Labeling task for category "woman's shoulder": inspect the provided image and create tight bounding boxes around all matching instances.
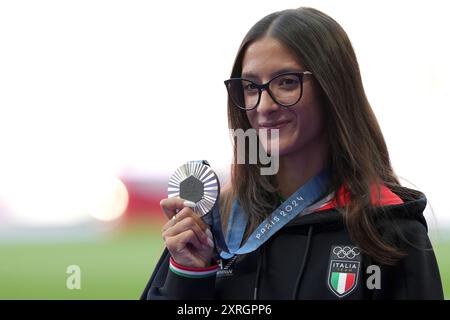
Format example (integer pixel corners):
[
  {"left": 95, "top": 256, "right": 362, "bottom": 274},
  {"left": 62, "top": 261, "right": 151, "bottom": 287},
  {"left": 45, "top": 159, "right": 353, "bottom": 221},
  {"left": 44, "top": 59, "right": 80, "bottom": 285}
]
[
  {"left": 373, "top": 187, "right": 431, "bottom": 254},
  {"left": 374, "top": 186, "right": 428, "bottom": 226}
]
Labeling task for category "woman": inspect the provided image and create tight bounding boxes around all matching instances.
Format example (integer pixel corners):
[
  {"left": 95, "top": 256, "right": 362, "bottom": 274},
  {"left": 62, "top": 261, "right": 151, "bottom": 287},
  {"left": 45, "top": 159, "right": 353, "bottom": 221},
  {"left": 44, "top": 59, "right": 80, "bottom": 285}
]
[{"left": 141, "top": 7, "right": 443, "bottom": 299}]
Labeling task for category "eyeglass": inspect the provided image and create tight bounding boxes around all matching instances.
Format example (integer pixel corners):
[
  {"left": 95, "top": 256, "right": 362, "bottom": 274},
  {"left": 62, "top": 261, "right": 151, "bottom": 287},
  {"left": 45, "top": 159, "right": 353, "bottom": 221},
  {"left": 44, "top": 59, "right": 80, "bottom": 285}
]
[{"left": 224, "top": 71, "right": 312, "bottom": 111}]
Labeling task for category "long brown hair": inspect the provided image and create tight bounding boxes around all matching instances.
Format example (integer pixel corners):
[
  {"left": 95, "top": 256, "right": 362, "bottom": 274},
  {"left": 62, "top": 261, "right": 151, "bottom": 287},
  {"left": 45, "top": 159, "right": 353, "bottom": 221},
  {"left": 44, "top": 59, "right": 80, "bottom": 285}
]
[{"left": 222, "top": 7, "right": 420, "bottom": 265}]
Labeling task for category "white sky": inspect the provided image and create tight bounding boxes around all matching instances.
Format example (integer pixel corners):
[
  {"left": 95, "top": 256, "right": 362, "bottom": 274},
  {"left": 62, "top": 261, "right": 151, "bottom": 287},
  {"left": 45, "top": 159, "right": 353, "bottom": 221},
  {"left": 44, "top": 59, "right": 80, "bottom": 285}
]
[{"left": 0, "top": 0, "right": 449, "bottom": 227}]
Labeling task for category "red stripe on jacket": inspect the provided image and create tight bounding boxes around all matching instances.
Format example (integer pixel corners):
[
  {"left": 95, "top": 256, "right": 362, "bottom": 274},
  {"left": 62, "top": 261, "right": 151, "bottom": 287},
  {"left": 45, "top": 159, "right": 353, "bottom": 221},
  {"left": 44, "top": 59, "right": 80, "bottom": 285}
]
[{"left": 314, "top": 184, "right": 403, "bottom": 212}]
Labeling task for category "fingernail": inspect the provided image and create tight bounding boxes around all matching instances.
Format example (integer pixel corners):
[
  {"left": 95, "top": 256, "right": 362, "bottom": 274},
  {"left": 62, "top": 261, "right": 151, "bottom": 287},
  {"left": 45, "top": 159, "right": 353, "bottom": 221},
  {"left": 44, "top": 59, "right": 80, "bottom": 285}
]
[
  {"left": 159, "top": 199, "right": 164, "bottom": 206},
  {"left": 183, "top": 200, "right": 196, "bottom": 208},
  {"left": 205, "top": 228, "right": 213, "bottom": 239}
]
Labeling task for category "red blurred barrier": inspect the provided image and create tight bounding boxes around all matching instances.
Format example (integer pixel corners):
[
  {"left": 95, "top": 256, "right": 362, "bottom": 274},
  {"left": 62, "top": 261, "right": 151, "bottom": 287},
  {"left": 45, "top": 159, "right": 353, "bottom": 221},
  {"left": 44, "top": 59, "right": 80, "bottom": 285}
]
[{"left": 120, "top": 176, "right": 166, "bottom": 220}]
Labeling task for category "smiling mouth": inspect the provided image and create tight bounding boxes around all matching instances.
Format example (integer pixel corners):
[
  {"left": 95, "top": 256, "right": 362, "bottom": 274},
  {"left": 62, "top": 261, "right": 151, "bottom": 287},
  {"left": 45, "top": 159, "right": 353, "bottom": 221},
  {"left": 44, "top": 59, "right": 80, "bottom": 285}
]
[{"left": 258, "top": 120, "right": 291, "bottom": 130}]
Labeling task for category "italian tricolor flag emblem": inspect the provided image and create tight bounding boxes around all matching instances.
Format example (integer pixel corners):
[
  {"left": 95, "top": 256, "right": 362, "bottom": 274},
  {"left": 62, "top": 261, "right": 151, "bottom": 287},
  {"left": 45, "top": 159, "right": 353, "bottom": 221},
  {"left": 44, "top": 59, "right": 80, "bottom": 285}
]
[
  {"left": 327, "top": 245, "right": 361, "bottom": 298},
  {"left": 330, "top": 272, "right": 356, "bottom": 295}
]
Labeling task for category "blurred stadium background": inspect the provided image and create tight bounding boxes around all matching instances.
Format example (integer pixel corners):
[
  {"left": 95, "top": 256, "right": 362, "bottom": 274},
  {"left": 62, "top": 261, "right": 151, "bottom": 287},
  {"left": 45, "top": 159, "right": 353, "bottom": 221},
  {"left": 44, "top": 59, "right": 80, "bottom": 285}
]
[
  {"left": 0, "top": 174, "right": 450, "bottom": 299},
  {"left": 0, "top": 175, "right": 449, "bottom": 299},
  {"left": 1, "top": 0, "right": 449, "bottom": 299}
]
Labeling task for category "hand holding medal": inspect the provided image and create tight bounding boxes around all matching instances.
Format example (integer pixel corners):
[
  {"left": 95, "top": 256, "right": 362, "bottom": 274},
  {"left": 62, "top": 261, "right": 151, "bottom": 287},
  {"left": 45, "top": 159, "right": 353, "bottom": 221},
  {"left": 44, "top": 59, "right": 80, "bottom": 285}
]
[
  {"left": 160, "top": 161, "right": 219, "bottom": 268},
  {"left": 161, "top": 159, "right": 330, "bottom": 265}
]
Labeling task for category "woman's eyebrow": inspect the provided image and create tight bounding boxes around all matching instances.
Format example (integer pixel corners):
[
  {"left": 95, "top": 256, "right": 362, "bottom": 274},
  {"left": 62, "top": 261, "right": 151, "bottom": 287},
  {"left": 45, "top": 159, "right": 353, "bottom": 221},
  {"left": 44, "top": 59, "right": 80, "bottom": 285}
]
[{"left": 241, "top": 67, "right": 304, "bottom": 79}]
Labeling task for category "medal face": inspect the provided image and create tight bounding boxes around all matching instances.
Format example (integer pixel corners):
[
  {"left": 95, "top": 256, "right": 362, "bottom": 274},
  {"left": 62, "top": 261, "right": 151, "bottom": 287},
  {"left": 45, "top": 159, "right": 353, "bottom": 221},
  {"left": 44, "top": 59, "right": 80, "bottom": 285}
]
[{"left": 168, "top": 161, "right": 220, "bottom": 216}]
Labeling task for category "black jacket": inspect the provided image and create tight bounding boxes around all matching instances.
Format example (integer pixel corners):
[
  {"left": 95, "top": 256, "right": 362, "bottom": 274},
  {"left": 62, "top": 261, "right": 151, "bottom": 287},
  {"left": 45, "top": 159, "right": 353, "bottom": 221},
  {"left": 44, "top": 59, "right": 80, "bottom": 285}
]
[{"left": 141, "top": 189, "right": 444, "bottom": 300}]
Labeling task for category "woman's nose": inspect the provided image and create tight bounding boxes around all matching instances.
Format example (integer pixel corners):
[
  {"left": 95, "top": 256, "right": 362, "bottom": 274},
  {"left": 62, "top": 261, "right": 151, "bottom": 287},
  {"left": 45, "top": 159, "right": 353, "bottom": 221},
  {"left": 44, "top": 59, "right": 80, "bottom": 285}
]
[{"left": 256, "top": 89, "right": 280, "bottom": 114}]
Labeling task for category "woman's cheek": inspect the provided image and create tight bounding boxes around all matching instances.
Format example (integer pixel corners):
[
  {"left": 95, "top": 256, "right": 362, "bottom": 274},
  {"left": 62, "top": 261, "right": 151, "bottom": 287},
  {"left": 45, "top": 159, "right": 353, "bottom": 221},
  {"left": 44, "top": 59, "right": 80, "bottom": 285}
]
[{"left": 280, "top": 128, "right": 300, "bottom": 155}]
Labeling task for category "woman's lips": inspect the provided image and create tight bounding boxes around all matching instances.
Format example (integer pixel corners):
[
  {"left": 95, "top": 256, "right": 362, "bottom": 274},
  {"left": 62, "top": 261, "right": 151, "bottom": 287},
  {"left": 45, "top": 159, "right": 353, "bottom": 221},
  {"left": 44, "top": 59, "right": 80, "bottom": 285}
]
[{"left": 258, "top": 120, "right": 291, "bottom": 130}]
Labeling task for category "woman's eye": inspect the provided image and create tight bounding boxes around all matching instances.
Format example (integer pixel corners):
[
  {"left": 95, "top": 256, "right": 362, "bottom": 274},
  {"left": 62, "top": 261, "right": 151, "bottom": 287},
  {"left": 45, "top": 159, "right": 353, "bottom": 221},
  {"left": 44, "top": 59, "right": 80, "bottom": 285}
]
[
  {"left": 244, "top": 83, "right": 258, "bottom": 91},
  {"left": 278, "top": 78, "right": 298, "bottom": 86}
]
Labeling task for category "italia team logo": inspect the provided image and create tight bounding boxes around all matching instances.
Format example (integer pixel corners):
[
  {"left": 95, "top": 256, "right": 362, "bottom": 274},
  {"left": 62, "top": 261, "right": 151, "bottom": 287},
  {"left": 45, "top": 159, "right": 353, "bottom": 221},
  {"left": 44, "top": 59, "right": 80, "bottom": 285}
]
[{"left": 327, "top": 245, "right": 361, "bottom": 298}]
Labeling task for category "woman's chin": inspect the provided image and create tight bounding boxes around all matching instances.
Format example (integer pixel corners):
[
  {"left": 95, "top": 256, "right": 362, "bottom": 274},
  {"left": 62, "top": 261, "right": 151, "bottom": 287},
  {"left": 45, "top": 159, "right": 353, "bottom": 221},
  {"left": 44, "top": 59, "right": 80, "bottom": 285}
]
[{"left": 262, "top": 139, "right": 293, "bottom": 157}]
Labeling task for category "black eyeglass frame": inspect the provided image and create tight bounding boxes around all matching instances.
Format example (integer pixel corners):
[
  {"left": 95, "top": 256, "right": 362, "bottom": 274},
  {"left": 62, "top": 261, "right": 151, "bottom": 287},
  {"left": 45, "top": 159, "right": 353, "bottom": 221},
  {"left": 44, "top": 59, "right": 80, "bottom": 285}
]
[{"left": 224, "top": 71, "right": 313, "bottom": 111}]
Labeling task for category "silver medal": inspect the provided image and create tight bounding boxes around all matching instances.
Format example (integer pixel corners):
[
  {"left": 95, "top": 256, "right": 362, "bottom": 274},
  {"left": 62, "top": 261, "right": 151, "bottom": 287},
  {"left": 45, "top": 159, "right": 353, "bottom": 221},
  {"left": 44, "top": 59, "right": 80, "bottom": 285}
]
[{"left": 168, "top": 161, "right": 220, "bottom": 216}]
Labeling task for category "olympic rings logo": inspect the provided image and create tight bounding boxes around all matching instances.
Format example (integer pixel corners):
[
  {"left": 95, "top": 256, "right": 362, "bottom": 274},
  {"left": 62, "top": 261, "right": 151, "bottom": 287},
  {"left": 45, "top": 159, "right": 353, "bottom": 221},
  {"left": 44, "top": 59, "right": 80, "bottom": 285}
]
[{"left": 333, "top": 246, "right": 360, "bottom": 259}]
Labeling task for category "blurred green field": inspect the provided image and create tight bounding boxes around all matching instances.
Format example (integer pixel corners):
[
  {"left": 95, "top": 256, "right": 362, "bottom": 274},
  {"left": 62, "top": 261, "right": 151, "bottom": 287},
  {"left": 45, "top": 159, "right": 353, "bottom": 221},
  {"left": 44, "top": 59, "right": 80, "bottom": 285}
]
[
  {"left": 0, "top": 220, "right": 165, "bottom": 299},
  {"left": 0, "top": 221, "right": 449, "bottom": 299}
]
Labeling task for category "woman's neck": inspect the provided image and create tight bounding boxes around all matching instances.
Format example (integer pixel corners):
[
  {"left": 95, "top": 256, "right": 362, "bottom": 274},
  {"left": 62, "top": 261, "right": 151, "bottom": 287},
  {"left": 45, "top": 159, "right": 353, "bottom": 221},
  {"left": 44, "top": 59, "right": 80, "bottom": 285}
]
[{"left": 276, "top": 135, "right": 329, "bottom": 199}]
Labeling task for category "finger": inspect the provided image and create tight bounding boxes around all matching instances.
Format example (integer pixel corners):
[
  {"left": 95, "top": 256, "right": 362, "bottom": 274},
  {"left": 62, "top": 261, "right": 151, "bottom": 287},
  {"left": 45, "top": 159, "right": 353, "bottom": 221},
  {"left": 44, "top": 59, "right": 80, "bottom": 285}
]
[
  {"left": 174, "top": 207, "right": 209, "bottom": 231},
  {"left": 161, "top": 206, "right": 196, "bottom": 233},
  {"left": 162, "top": 216, "right": 209, "bottom": 244},
  {"left": 160, "top": 197, "right": 185, "bottom": 220},
  {"left": 161, "top": 206, "right": 198, "bottom": 233},
  {"left": 160, "top": 197, "right": 197, "bottom": 220},
  {"left": 161, "top": 218, "right": 176, "bottom": 234},
  {"left": 165, "top": 229, "right": 207, "bottom": 253}
]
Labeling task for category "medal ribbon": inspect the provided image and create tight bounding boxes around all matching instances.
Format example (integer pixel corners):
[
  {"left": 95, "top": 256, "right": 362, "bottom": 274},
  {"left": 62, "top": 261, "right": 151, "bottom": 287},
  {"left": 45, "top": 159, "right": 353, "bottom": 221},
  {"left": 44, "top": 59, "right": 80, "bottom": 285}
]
[{"left": 195, "top": 161, "right": 330, "bottom": 259}]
